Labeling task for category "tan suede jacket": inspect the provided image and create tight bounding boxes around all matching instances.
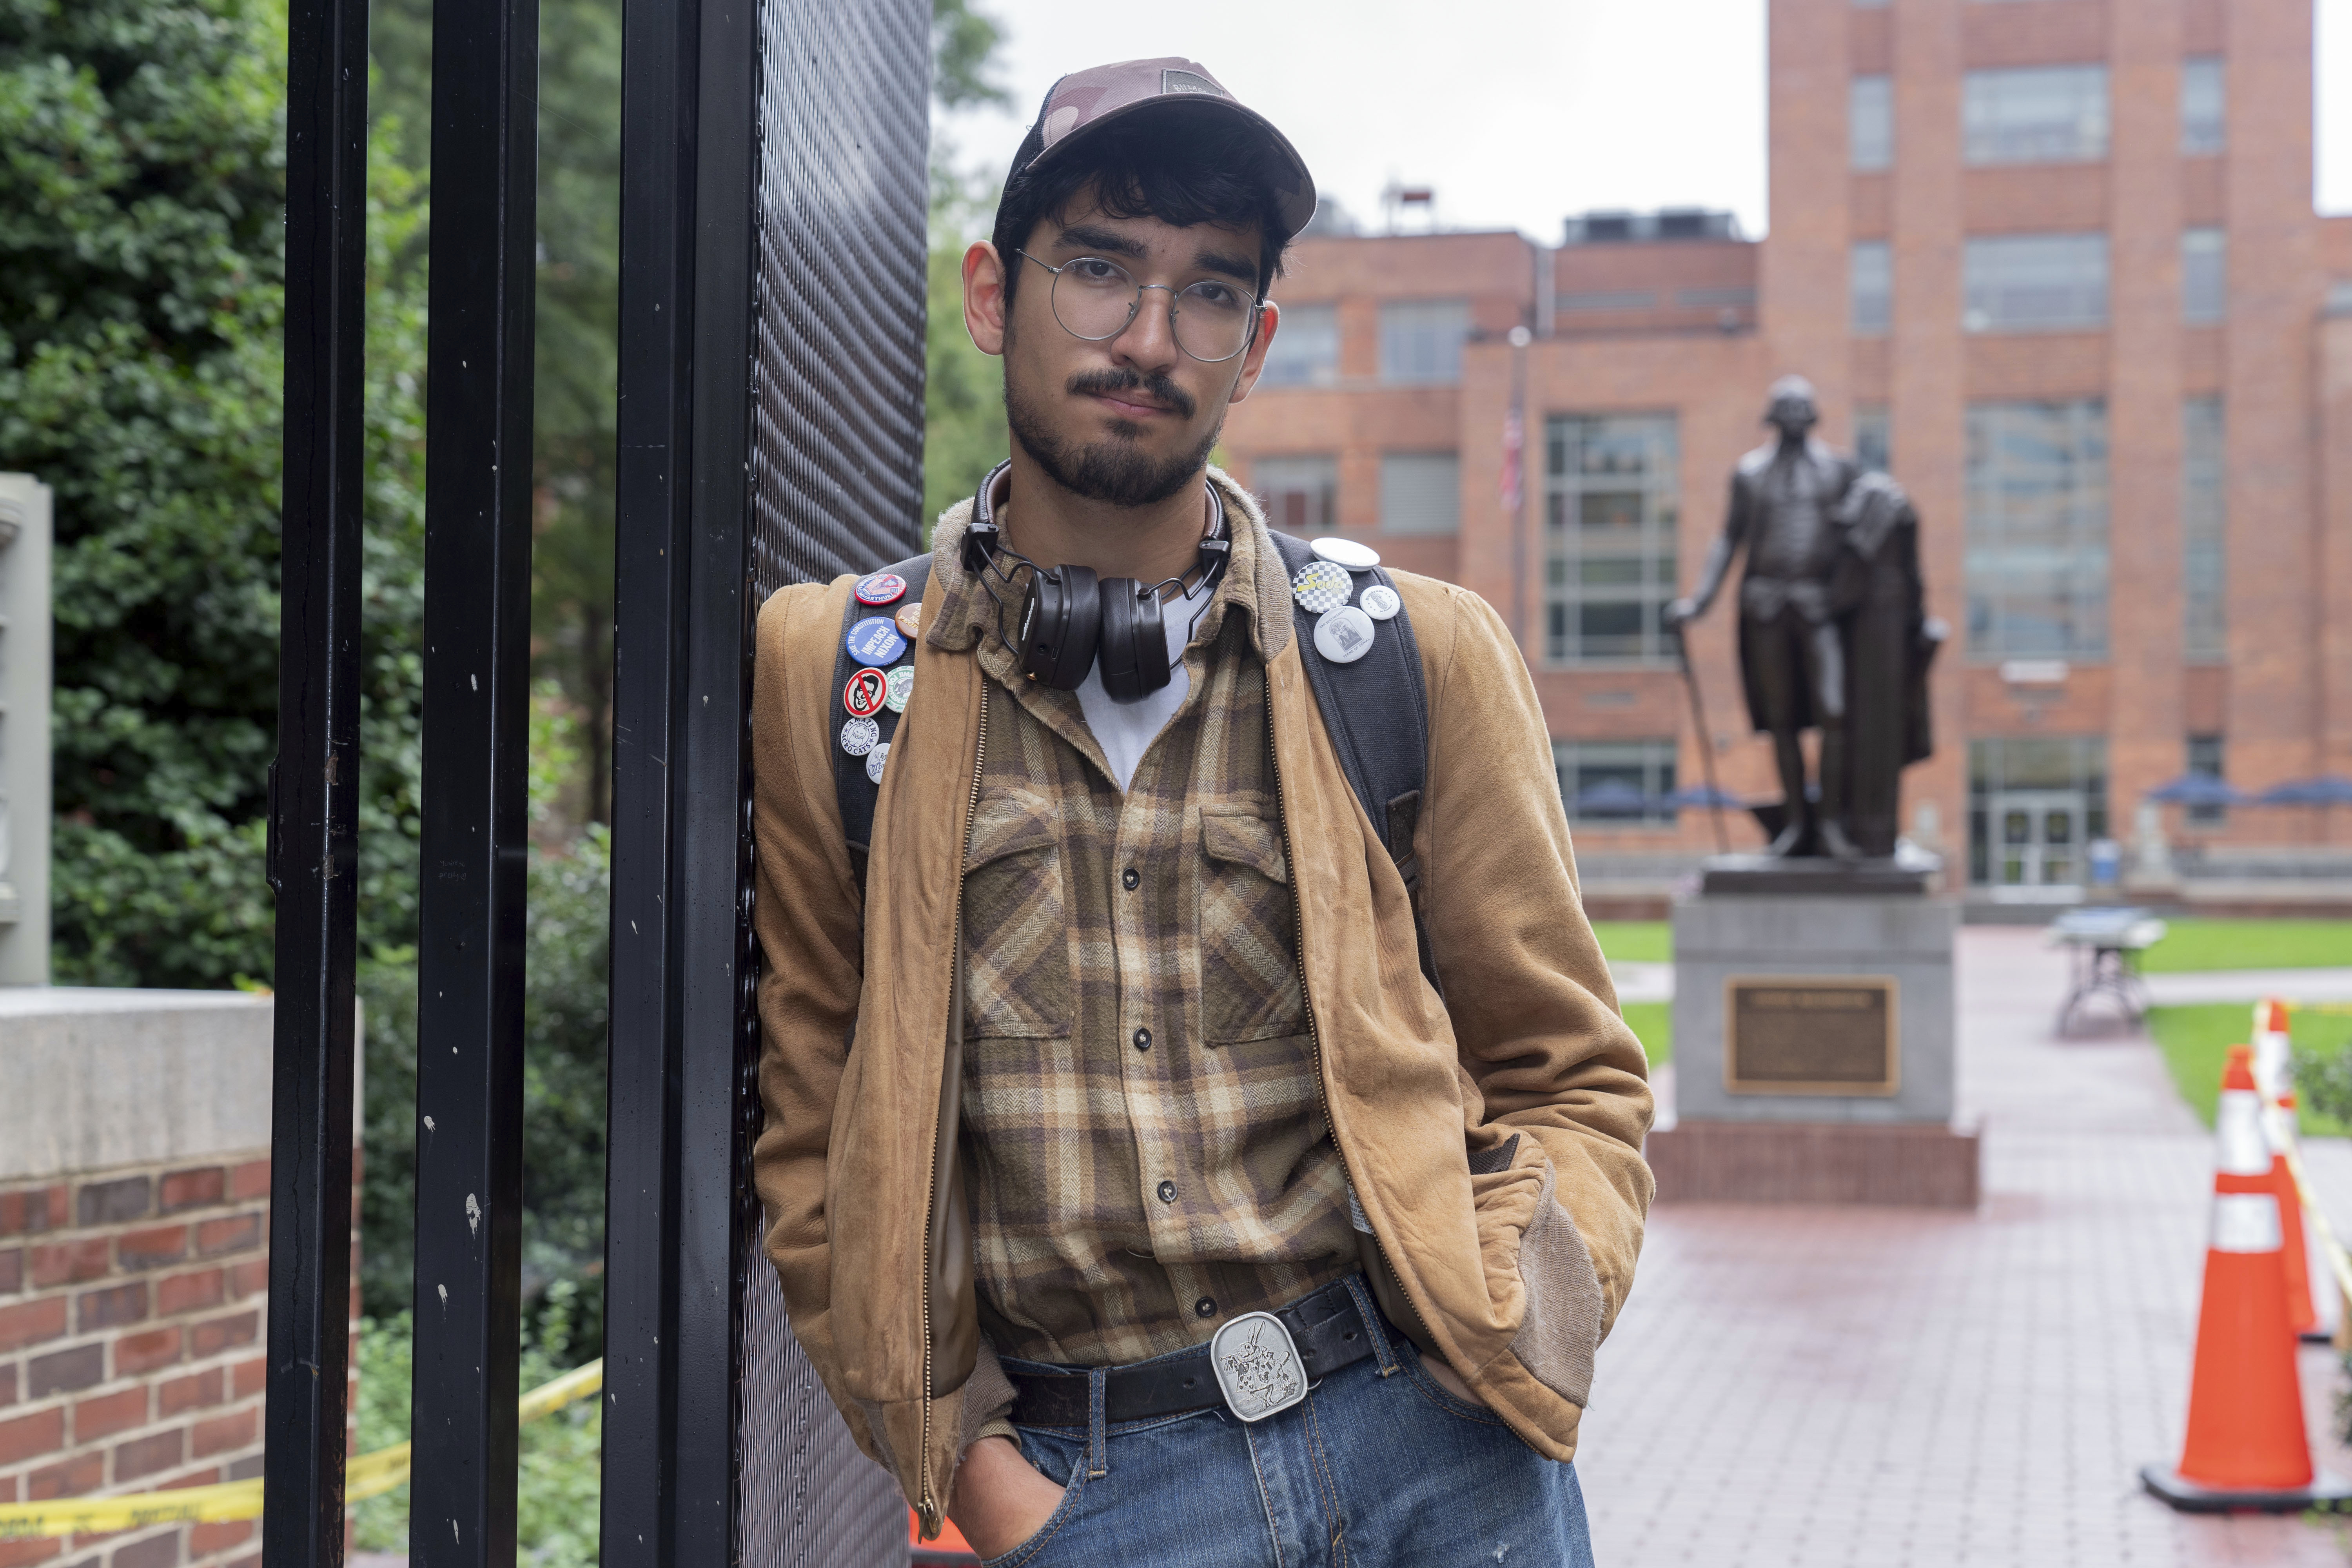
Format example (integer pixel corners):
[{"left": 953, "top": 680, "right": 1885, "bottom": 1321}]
[{"left": 749, "top": 474, "right": 1655, "bottom": 1534}]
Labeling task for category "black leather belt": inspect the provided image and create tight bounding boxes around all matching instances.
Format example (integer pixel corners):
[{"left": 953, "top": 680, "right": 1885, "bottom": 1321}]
[{"left": 1006, "top": 1275, "right": 1376, "bottom": 1428}]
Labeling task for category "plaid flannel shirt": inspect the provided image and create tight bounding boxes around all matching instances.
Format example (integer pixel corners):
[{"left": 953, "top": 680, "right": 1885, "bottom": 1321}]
[{"left": 940, "top": 510, "right": 1356, "bottom": 1370}]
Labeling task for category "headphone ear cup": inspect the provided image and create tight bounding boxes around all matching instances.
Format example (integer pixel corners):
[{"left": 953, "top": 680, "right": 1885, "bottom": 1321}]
[
  {"left": 1096, "top": 579, "right": 1170, "bottom": 703},
  {"left": 1020, "top": 563, "right": 1101, "bottom": 690}
]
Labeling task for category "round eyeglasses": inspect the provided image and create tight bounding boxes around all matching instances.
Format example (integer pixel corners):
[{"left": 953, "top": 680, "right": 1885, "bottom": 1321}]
[{"left": 1014, "top": 250, "right": 1260, "bottom": 364}]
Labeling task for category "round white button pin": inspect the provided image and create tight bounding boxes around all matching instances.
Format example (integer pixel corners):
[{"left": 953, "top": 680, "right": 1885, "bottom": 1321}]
[
  {"left": 1310, "top": 535, "right": 1381, "bottom": 571},
  {"left": 1314, "top": 605, "right": 1377, "bottom": 664},
  {"left": 1358, "top": 584, "right": 1402, "bottom": 621}
]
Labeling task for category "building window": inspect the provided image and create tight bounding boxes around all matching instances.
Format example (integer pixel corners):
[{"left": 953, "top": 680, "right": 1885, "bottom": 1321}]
[
  {"left": 1963, "top": 233, "right": 2107, "bottom": 333},
  {"left": 1543, "top": 414, "right": 1680, "bottom": 664},
  {"left": 2182, "top": 396, "right": 2225, "bottom": 662},
  {"left": 1855, "top": 406, "right": 1891, "bottom": 474},
  {"left": 1379, "top": 452, "right": 1459, "bottom": 536},
  {"left": 1251, "top": 456, "right": 1338, "bottom": 535},
  {"left": 2186, "top": 733, "right": 2228, "bottom": 826},
  {"left": 1963, "top": 65, "right": 2110, "bottom": 164},
  {"left": 1965, "top": 400, "right": 2109, "bottom": 658},
  {"left": 2182, "top": 228, "right": 2225, "bottom": 323},
  {"left": 1259, "top": 302, "right": 1339, "bottom": 388},
  {"left": 1379, "top": 299, "right": 1470, "bottom": 385},
  {"left": 1851, "top": 76, "right": 1893, "bottom": 171},
  {"left": 1967, "top": 737, "right": 2109, "bottom": 887},
  {"left": 2181, "top": 56, "right": 2225, "bottom": 155},
  {"left": 1851, "top": 241, "right": 1891, "bottom": 335},
  {"left": 1554, "top": 740, "right": 1677, "bottom": 826}
]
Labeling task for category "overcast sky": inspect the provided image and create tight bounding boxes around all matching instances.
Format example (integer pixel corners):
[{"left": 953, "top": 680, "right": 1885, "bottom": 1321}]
[{"left": 937, "top": 0, "right": 2352, "bottom": 243}]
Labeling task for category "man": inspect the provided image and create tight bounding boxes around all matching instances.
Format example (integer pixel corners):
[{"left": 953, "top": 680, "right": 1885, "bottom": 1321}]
[
  {"left": 750, "top": 59, "right": 1652, "bottom": 1565},
  {"left": 1667, "top": 376, "right": 1867, "bottom": 858}
]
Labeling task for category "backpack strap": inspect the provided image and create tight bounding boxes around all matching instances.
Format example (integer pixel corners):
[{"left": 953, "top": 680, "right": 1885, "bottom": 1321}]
[
  {"left": 833, "top": 554, "right": 933, "bottom": 894},
  {"left": 1265, "top": 532, "right": 1439, "bottom": 993}
]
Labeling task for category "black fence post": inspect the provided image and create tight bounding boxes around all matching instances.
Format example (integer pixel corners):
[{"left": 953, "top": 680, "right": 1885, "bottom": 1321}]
[
  {"left": 263, "top": 0, "right": 369, "bottom": 1556},
  {"left": 409, "top": 0, "right": 540, "bottom": 1557}
]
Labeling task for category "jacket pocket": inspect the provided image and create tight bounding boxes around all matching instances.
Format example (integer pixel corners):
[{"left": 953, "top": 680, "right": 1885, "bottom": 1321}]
[
  {"left": 963, "top": 789, "right": 1074, "bottom": 1039},
  {"left": 1196, "top": 808, "right": 1307, "bottom": 1044}
]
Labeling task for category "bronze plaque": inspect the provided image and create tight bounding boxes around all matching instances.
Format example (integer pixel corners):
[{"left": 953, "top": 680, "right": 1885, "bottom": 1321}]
[{"left": 1725, "top": 977, "right": 1899, "bottom": 1096}]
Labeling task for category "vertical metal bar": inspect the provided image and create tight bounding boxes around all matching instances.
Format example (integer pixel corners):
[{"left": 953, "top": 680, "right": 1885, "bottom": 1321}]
[
  {"left": 604, "top": 0, "right": 762, "bottom": 1554},
  {"left": 263, "top": 0, "right": 368, "bottom": 1555},
  {"left": 410, "top": 0, "right": 539, "bottom": 1556}
]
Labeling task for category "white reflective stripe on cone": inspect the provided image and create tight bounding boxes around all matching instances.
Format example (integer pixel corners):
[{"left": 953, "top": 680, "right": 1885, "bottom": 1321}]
[
  {"left": 2214, "top": 1192, "right": 2285, "bottom": 1254},
  {"left": 2254, "top": 1034, "right": 2292, "bottom": 1103},
  {"left": 2217, "top": 1089, "right": 2272, "bottom": 1176}
]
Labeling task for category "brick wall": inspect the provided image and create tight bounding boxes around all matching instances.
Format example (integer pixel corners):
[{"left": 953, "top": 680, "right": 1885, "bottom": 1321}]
[{"left": 0, "top": 1151, "right": 359, "bottom": 1568}]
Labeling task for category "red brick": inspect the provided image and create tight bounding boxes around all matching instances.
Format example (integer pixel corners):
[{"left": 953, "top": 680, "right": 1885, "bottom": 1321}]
[
  {"left": 0, "top": 1188, "right": 63, "bottom": 1241},
  {"left": 186, "top": 1523, "right": 251, "bottom": 1557},
  {"left": 27, "top": 1343, "right": 103, "bottom": 1399},
  {"left": 157, "top": 1368, "right": 222, "bottom": 1417},
  {"left": 156, "top": 1467, "right": 218, "bottom": 1490},
  {"left": 227, "top": 1162, "right": 269, "bottom": 1203},
  {"left": 189, "top": 1408, "right": 256, "bottom": 1458},
  {"left": 0, "top": 1362, "right": 16, "bottom": 1407},
  {"left": 222, "top": 1455, "right": 261, "bottom": 1482},
  {"left": 0, "top": 1406, "right": 64, "bottom": 1465},
  {"left": 228, "top": 1358, "right": 263, "bottom": 1401},
  {"left": 156, "top": 1169, "right": 224, "bottom": 1216},
  {"left": 154, "top": 1270, "right": 222, "bottom": 1318},
  {"left": 0, "top": 1247, "right": 20, "bottom": 1294},
  {"left": 0, "top": 1536, "right": 64, "bottom": 1567},
  {"left": 111, "top": 1430, "right": 182, "bottom": 1482},
  {"left": 71, "top": 1388, "right": 147, "bottom": 1444},
  {"left": 26, "top": 1451, "right": 102, "bottom": 1500},
  {"left": 192, "top": 1216, "right": 259, "bottom": 1260},
  {"left": 109, "top": 1534, "right": 176, "bottom": 1568},
  {"left": 226, "top": 1260, "right": 267, "bottom": 1301},
  {"left": 111, "top": 1327, "right": 181, "bottom": 1376},
  {"left": 0, "top": 1296, "right": 67, "bottom": 1352},
  {"left": 74, "top": 1178, "right": 150, "bottom": 1229},
  {"left": 113, "top": 1227, "right": 188, "bottom": 1272},
  {"left": 29, "top": 1240, "right": 111, "bottom": 1290},
  {"left": 75, "top": 1282, "right": 147, "bottom": 1333},
  {"left": 187, "top": 1311, "right": 256, "bottom": 1359}
]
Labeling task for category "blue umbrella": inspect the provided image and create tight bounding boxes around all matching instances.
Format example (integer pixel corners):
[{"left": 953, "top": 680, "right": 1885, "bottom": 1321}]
[
  {"left": 1661, "top": 782, "right": 1747, "bottom": 810},
  {"left": 2145, "top": 774, "right": 2250, "bottom": 807},
  {"left": 1572, "top": 779, "right": 1654, "bottom": 818},
  {"left": 2257, "top": 775, "right": 2352, "bottom": 806}
]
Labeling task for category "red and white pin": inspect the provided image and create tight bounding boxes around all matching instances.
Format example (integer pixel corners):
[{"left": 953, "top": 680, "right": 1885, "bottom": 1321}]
[
  {"left": 855, "top": 572, "right": 907, "bottom": 606},
  {"left": 843, "top": 666, "right": 889, "bottom": 719}
]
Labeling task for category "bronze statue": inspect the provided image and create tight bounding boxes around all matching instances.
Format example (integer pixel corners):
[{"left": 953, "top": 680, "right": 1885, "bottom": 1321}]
[{"left": 1666, "top": 376, "right": 1941, "bottom": 861}]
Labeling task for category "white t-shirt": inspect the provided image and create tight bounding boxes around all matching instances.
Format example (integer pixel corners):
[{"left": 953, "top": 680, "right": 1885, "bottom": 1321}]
[{"left": 1074, "top": 597, "right": 1197, "bottom": 792}]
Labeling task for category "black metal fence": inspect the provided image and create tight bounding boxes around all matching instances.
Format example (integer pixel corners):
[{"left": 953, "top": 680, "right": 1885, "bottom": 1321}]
[{"left": 267, "top": 0, "right": 931, "bottom": 1557}]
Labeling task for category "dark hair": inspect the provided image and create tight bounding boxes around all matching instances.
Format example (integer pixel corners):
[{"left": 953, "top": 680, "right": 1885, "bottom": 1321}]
[{"left": 991, "top": 111, "right": 1292, "bottom": 312}]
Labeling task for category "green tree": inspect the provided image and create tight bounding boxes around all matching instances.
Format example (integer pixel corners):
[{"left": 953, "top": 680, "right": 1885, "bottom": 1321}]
[
  {"left": 0, "top": 0, "right": 428, "bottom": 987},
  {"left": 924, "top": 0, "right": 1011, "bottom": 526}
]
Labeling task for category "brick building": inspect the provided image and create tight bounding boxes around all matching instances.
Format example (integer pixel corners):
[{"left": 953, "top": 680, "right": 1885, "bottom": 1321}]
[{"left": 1222, "top": 0, "right": 2352, "bottom": 906}]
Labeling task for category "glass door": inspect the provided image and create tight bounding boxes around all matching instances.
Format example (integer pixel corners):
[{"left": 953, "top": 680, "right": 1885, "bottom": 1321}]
[{"left": 1990, "top": 788, "right": 2085, "bottom": 886}]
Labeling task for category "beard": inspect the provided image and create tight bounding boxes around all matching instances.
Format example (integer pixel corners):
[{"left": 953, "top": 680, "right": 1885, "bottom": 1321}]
[{"left": 1005, "top": 359, "right": 1225, "bottom": 509}]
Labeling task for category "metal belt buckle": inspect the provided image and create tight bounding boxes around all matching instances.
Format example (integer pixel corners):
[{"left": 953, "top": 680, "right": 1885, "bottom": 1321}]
[{"left": 1209, "top": 1310, "right": 1308, "bottom": 1423}]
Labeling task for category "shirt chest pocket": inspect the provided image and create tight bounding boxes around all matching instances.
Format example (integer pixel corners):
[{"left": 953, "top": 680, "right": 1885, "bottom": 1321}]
[
  {"left": 1197, "top": 809, "right": 1308, "bottom": 1045},
  {"left": 962, "top": 789, "right": 1074, "bottom": 1040}
]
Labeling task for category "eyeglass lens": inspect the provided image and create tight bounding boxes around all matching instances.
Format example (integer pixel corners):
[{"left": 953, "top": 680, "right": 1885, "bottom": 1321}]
[{"left": 1050, "top": 257, "right": 1255, "bottom": 363}]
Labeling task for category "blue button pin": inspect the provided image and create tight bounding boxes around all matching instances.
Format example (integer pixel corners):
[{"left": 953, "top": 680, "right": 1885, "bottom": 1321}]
[{"left": 845, "top": 615, "right": 908, "bottom": 668}]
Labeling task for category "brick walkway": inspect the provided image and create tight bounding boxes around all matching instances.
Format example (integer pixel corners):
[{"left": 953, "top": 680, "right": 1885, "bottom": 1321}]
[{"left": 1577, "top": 928, "right": 2352, "bottom": 1567}]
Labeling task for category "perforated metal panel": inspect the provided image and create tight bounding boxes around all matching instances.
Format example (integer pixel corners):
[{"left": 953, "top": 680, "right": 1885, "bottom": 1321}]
[{"left": 734, "top": 0, "right": 927, "bottom": 1563}]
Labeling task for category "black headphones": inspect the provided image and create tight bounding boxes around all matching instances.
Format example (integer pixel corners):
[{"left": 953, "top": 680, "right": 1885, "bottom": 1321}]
[{"left": 961, "top": 462, "right": 1231, "bottom": 701}]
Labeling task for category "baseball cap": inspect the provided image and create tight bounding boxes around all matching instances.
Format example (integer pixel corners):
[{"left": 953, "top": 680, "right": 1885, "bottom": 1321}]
[{"left": 1004, "top": 58, "right": 1318, "bottom": 241}]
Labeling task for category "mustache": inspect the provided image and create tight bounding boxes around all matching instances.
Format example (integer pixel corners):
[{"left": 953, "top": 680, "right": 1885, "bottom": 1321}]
[{"left": 1065, "top": 366, "right": 1196, "bottom": 422}]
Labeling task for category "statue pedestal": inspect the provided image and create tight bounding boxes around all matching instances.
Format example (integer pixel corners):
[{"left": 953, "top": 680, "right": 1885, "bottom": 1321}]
[{"left": 1646, "top": 870, "right": 1978, "bottom": 1207}]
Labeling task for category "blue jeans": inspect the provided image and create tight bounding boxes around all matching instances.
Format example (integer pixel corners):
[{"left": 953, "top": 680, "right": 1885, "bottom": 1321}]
[{"left": 985, "top": 1276, "right": 1595, "bottom": 1567}]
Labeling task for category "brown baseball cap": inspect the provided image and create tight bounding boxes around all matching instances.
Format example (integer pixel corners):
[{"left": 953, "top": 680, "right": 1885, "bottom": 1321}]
[{"left": 1005, "top": 58, "right": 1318, "bottom": 241}]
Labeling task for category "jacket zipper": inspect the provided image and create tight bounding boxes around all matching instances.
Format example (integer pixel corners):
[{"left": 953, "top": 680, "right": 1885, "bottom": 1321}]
[
  {"left": 1265, "top": 694, "right": 1442, "bottom": 1358},
  {"left": 918, "top": 678, "right": 989, "bottom": 1538}
]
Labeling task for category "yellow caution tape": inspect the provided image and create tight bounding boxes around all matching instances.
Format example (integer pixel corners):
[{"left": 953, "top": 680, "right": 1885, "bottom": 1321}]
[{"left": 0, "top": 1359, "right": 602, "bottom": 1539}]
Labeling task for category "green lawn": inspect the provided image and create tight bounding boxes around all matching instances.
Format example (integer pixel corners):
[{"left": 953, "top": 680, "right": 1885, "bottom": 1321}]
[
  {"left": 2140, "top": 919, "right": 2352, "bottom": 974},
  {"left": 2146, "top": 1002, "right": 2352, "bottom": 1132},
  {"left": 1622, "top": 1000, "right": 1671, "bottom": 1066},
  {"left": 1593, "top": 921, "right": 1671, "bottom": 965}
]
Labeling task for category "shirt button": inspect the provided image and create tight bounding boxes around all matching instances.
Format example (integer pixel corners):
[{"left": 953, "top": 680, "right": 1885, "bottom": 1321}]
[
  {"left": 1195, "top": 1297, "right": 1217, "bottom": 1319},
  {"left": 1157, "top": 1180, "right": 1177, "bottom": 1203},
  {"left": 1122, "top": 867, "right": 1140, "bottom": 891},
  {"left": 1133, "top": 1027, "right": 1152, "bottom": 1052}
]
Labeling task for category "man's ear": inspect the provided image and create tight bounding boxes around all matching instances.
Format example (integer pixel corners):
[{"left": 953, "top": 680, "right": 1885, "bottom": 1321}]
[
  {"left": 1227, "top": 299, "right": 1279, "bottom": 405},
  {"left": 963, "top": 241, "right": 1009, "bottom": 358}
]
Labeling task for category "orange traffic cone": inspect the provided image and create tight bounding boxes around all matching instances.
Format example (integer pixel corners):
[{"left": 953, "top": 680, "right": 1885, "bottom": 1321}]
[
  {"left": 911, "top": 1508, "right": 982, "bottom": 1566},
  {"left": 2278, "top": 1089, "right": 2345, "bottom": 1341},
  {"left": 2144, "top": 1046, "right": 2352, "bottom": 1510},
  {"left": 2252, "top": 998, "right": 2293, "bottom": 1101}
]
